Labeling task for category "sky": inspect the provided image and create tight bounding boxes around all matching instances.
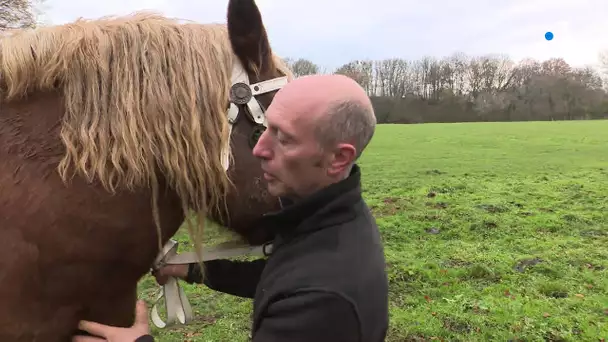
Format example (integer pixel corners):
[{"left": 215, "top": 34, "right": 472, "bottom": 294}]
[{"left": 38, "top": 0, "right": 608, "bottom": 72}]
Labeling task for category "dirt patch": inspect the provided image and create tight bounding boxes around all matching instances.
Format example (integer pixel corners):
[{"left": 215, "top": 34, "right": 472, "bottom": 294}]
[
  {"left": 466, "top": 264, "right": 499, "bottom": 281},
  {"left": 384, "top": 197, "right": 399, "bottom": 204},
  {"left": 426, "top": 201, "right": 448, "bottom": 209},
  {"left": 582, "top": 263, "right": 605, "bottom": 271},
  {"left": 429, "top": 184, "right": 467, "bottom": 195},
  {"left": 426, "top": 227, "right": 441, "bottom": 234},
  {"left": 370, "top": 197, "right": 409, "bottom": 216},
  {"left": 442, "top": 317, "right": 473, "bottom": 333},
  {"left": 508, "top": 201, "right": 525, "bottom": 208},
  {"left": 442, "top": 258, "right": 473, "bottom": 268},
  {"left": 398, "top": 335, "right": 437, "bottom": 342},
  {"left": 370, "top": 196, "right": 412, "bottom": 216},
  {"left": 424, "top": 169, "right": 446, "bottom": 175},
  {"left": 513, "top": 257, "right": 543, "bottom": 273},
  {"left": 580, "top": 229, "right": 607, "bottom": 237},
  {"left": 470, "top": 220, "right": 498, "bottom": 231},
  {"left": 539, "top": 282, "right": 569, "bottom": 298},
  {"left": 476, "top": 203, "right": 509, "bottom": 213}
]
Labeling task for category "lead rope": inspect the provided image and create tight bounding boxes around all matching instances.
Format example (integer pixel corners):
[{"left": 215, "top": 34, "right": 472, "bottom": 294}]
[
  {"left": 149, "top": 239, "right": 273, "bottom": 328},
  {"left": 149, "top": 240, "right": 192, "bottom": 329}
]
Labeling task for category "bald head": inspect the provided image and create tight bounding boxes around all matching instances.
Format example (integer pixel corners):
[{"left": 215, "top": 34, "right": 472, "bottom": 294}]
[
  {"left": 253, "top": 74, "right": 376, "bottom": 198},
  {"left": 273, "top": 74, "right": 376, "bottom": 159},
  {"left": 274, "top": 74, "right": 371, "bottom": 114}
]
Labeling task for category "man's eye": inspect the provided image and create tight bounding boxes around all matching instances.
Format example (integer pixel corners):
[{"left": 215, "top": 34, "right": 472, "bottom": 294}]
[{"left": 277, "top": 133, "right": 289, "bottom": 144}]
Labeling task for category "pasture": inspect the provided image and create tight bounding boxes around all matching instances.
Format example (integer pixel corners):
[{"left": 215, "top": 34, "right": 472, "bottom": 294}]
[{"left": 138, "top": 120, "right": 608, "bottom": 341}]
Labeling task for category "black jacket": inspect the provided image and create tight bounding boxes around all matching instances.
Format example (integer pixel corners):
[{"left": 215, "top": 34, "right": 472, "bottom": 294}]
[{"left": 183, "top": 164, "right": 389, "bottom": 341}]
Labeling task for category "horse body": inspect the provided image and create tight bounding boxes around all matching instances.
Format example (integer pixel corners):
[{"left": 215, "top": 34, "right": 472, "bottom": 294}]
[
  {"left": 0, "top": 1, "right": 290, "bottom": 340},
  {"left": 0, "top": 90, "right": 180, "bottom": 340}
]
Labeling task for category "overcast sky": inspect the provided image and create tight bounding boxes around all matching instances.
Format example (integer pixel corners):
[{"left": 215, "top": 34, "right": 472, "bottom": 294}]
[{"left": 40, "top": 0, "right": 607, "bottom": 71}]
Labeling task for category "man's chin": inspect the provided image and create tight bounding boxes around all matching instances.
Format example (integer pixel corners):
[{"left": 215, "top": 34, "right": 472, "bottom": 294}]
[{"left": 267, "top": 183, "right": 286, "bottom": 198}]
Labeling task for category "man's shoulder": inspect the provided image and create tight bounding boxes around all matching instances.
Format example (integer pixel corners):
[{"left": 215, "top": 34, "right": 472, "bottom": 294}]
[
  {"left": 260, "top": 210, "right": 388, "bottom": 315},
  {"left": 268, "top": 199, "right": 386, "bottom": 285},
  {"left": 272, "top": 210, "right": 385, "bottom": 275},
  {"left": 254, "top": 203, "right": 388, "bottom": 341}
]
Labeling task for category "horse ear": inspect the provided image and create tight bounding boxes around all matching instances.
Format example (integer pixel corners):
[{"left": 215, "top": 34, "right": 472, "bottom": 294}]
[{"left": 227, "top": 0, "right": 274, "bottom": 74}]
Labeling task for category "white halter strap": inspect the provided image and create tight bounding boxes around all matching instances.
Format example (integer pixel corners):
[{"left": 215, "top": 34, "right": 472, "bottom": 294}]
[{"left": 149, "top": 60, "right": 287, "bottom": 329}]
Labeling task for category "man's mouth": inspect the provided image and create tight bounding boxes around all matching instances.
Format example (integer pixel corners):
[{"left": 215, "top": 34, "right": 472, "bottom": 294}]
[{"left": 263, "top": 172, "right": 275, "bottom": 181}]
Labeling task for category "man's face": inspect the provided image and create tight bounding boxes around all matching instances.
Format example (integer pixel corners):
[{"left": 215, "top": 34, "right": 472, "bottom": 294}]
[{"left": 252, "top": 98, "right": 329, "bottom": 199}]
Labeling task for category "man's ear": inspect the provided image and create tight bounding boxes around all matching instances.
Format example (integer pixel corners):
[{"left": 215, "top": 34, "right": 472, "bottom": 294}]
[
  {"left": 226, "top": 0, "right": 274, "bottom": 74},
  {"left": 326, "top": 143, "right": 356, "bottom": 177}
]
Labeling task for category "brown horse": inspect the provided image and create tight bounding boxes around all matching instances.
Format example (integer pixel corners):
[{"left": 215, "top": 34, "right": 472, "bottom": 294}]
[{"left": 0, "top": 0, "right": 291, "bottom": 340}]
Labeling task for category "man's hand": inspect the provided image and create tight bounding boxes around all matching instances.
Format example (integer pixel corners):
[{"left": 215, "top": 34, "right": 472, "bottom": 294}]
[
  {"left": 72, "top": 300, "right": 151, "bottom": 342},
  {"left": 151, "top": 264, "right": 189, "bottom": 285}
]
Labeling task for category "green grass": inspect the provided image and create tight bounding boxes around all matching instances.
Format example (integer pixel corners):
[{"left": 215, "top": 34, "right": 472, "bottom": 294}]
[{"left": 138, "top": 120, "right": 608, "bottom": 341}]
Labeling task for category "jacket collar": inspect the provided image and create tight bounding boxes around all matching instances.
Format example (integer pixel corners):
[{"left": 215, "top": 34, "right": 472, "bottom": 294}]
[{"left": 259, "top": 164, "right": 363, "bottom": 243}]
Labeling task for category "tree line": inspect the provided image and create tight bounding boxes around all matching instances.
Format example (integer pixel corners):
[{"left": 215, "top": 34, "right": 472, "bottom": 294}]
[
  {"left": 3, "top": 1, "right": 607, "bottom": 124},
  {"left": 284, "top": 54, "right": 608, "bottom": 124}
]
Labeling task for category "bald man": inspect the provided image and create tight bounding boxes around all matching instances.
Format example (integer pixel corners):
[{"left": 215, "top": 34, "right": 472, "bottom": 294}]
[{"left": 154, "top": 74, "right": 389, "bottom": 342}]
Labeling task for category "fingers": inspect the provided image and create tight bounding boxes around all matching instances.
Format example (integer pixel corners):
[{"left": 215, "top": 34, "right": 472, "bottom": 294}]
[
  {"left": 162, "top": 265, "right": 186, "bottom": 277},
  {"left": 153, "top": 274, "right": 167, "bottom": 285},
  {"left": 134, "top": 300, "right": 150, "bottom": 327},
  {"left": 172, "top": 264, "right": 190, "bottom": 278},
  {"left": 153, "top": 265, "right": 188, "bottom": 284},
  {"left": 72, "top": 335, "right": 105, "bottom": 342},
  {"left": 77, "top": 320, "right": 111, "bottom": 339},
  {"left": 151, "top": 268, "right": 168, "bottom": 285}
]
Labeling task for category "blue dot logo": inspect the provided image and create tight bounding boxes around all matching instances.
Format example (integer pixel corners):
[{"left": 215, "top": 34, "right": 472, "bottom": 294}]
[{"left": 545, "top": 31, "right": 554, "bottom": 41}]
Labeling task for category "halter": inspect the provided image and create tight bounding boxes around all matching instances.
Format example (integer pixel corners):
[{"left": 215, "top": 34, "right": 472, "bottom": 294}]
[
  {"left": 149, "top": 59, "right": 288, "bottom": 329},
  {"left": 221, "top": 60, "right": 288, "bottom": 169}
]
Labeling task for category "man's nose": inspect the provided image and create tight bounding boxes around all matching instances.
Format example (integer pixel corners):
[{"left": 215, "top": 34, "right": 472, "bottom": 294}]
[{"left": 252, "top": 129, "right": 271, "bottom": 159}]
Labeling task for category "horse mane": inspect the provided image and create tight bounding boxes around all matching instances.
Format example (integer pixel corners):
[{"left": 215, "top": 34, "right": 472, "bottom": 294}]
[{"left": 0, "top": 12, "right": 241, "bottom": 252}]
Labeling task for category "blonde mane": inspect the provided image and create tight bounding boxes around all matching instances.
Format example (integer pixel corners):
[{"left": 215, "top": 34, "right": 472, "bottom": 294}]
[{"left": 0, "top": 12, "right": 243, "bottom": 254}]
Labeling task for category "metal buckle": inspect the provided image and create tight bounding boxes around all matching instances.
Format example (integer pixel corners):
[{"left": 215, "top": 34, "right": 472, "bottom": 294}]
[{"left": 230, "top": 82, "right": 253, "bottom": 105}]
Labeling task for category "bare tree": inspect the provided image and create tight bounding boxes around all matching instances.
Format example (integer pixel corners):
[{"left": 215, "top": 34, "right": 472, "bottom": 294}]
[
  {"left": 322, "top": 48, "right": 606, "bottom": 123},
  {"left": 599, "top": 50, "right": 608, "bottom": 91},
  {"left": 334, "top": 60, "right": 372, "bottom": 92},
  {"left": 375, "top": 58, "right": 409, "bottom": 98},
  {"left": 287, "top": 58, "right": 319, "bottom": 77},
  {"left": 0, "top": 0, "right": 45, "bottom": 30}
]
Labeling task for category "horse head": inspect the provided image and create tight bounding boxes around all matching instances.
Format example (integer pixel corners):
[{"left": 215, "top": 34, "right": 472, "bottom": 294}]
[{"left": 211, "top": 0, "right": 292, "bottom": 245}]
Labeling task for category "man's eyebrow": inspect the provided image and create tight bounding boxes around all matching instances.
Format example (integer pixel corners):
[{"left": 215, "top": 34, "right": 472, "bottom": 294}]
[
  {"left": 280, "top": 129, "right": 296, "bottom": 140},
  {"left": 269, "top": 122, "right": 295, "bottom": 140},
  {"left": 278, "top": 125, "right": 298, "bottom": 141}
]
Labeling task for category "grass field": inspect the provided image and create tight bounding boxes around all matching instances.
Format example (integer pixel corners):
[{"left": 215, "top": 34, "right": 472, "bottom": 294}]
[{"left": 137, "top": 120, "right": 608, "bottom": 341}]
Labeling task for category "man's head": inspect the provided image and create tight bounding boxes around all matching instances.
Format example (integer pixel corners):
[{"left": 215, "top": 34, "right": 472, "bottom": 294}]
[{"left": 252, "top": 74, "right": 376, "bottom": 200}]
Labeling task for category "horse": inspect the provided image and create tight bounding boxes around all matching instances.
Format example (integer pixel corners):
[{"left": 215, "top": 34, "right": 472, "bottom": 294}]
[{"left": 0, "top": 0, "right": 292, "bottom": 340}]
